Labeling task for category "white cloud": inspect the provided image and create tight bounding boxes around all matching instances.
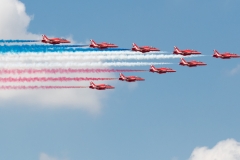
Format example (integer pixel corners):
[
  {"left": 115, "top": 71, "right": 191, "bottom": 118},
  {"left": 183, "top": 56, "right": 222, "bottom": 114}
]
[
  {"left": 127, "top": 81, "right": 139, "bottom": 90},
  {"left": 230, "top": 64, "right": 240, "bottom": 75},
  {"left": 39, "top": 153, "right": 69, "bottom": 160},
  {"left": 189, "top": 139, "right": 240, "bottom": 160},
  {"left": 0, "top": 0, "right": 115, "bottom": 113},
  {"left": 0, "top": 0, "right": 39, "bottom": 39},
  {"left": 39, "top": 153, "right": 58, "bottom": 160},
  {"left": 171, "top": 157, "right": 178, "bottom": 160}
]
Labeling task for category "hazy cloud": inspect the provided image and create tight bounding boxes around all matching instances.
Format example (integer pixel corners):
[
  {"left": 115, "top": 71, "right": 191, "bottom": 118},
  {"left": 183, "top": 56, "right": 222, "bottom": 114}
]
[
  {"left": 230, "top": 64, "right": 240, "bottom": 75},
  {"left": 39, "top": 153, "right": 69, "bottom": 160},
  {"left": 0, "top": 0, "right": 114, "bottom": 113}
]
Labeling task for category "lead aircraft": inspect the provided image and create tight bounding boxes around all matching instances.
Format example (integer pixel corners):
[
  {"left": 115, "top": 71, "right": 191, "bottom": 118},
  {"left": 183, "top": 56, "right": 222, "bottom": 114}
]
[
  {"left": 132, "top": 43, "right": 160, "bottom": 53},
  {"left": 119, "top": 73, "right": 145, "bottom": 82},
  {"left": 149, "top": 65, "right": 176, "bottom": 74},
  {"left": 89, "top": 39, "right": 118, "bottom": 49},
  {"left": 173, "top": 46, "right": 201, "bottom": 56},
  {"left": 213, "top": 49, "right": 240, "bottom": 59},
  {"left": 89, "top": 81, "right": 115, "bottom": 90},
  {"left": 41, "top": 35, "right": 70, "bottom": 44},
  {"left": 179, "top": 58, "right": 206, "bottom": 67}
]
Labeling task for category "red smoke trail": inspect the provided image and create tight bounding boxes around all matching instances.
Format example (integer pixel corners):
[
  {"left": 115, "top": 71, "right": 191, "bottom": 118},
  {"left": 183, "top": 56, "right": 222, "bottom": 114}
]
[
  {"left": 0, "top": 77, "right": 117, "bottom": 82},
  {"left": 0, "top": 69, "right": 147, "bottom": 74},
  {"left": 0, "top": 86, "right": 88, "bottom": 90}
]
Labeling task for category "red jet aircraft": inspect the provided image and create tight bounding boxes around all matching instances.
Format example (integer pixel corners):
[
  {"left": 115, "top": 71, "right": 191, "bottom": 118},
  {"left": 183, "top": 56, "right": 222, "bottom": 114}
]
[
  {"left": 89, "top": 81, "right": 114, "bottom": 90},
  {"left": 179, "top": 58, "right": 207, "bottom": 67},
  {"left": 149, "top": 65, "right": 176, "bottom": 74},
  {"left": 89, "top": 39, "right": 118, "bottom": 49},
  {"left": 41, "top": 35, "right": 70, "bottom": 44},
  {"left": 132, "top": 43, "right": 160, "bottom": 53},
  {"left": 119, "top": 73, "right": 145, "bottom": 82},
  {"left": 173, "top": 46, "right": 201, "bottom": 56},
  {"left": 213, "top": 49, "right": 240, "bottom": 59}
]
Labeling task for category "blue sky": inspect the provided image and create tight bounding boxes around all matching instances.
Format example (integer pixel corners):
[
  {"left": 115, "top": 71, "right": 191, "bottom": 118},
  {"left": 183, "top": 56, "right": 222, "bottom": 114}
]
[{"left": 0, "top": 0, "right": 240, "bottom": 160}]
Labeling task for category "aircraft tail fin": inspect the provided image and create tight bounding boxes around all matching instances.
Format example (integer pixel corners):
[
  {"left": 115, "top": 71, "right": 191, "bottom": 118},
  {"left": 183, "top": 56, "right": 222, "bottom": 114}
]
[
  {"left": 213, "top": 49, "right": 221, "bottom": 56},
  {"left": 90, "top": 81, "right": 96, "bottom": 88},
  {"left": 150, "top": 65, "right": 157, "bottom": 71},
  {"left": 120, "top": 73, "right": 126, "bottom": 80},
  {"left": 90, "top": 39, "right": 98, "bottom": 47},
  {"left": 42, "top": 34, "right": 49, "bottom": 42},
  {"left": 180, "top": 58, "right": 188, "bottom": 64},
  {"left": 174, "top": 46, "right": 181, "bottom": 53},
  {"left": 132, "top": 43, "right": 140, "bottom": 50}
]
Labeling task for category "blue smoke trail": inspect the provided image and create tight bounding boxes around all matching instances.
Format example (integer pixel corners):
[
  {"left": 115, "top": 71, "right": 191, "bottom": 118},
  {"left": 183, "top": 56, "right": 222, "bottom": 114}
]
[
  {"left": 0, "top": 44, "right": 89, "bottom": 48},
  {"left": 0, "top": 40, "right": 40, "bottom": 43},
  {"left": 0, "top": 45, "right": 130, "bottom": 54},
  {"left": 49, "top": 45, "right": 89, "bottom": 47}
]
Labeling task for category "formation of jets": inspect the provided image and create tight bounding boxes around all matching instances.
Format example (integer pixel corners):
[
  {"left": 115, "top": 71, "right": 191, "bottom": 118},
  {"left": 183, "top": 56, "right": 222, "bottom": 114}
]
[
  {"left": 40, "top": 35, "right": 240, "bottom": 59},
  {"left": 39, "top": 35, "right": 240, "bottom": 90}
]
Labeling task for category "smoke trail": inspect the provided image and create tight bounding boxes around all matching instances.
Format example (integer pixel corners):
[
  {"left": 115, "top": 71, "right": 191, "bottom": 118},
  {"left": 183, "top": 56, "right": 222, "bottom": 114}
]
[
  {"left": 0, "top": 85, "right": 88, "bottom": 90},
  {"left": 0, "top": 51, "right": 148, "bottom": 57},
  {"left": 0, "top": 77, "right": 117, "bottom": 82},
  {"left": 0, "top": 40, "right": 40, "bottom": 43},
  {"left": 0, "top": 44, "right": 88, "bottom": 48},
  {"left": 0, "top": 54, "right": 203, "bottom": 61},
  {"left": 0, "top": 68, "right": 146, "bottom": 74},
  {"left": 0, "top": 62, "right": 171, "bottom": 68},
  {"left": 0, "top": 45, "right": 130, "bottom": 53},
  {"left": 34, "top": 45, "right": 89, "bottom": 47}
]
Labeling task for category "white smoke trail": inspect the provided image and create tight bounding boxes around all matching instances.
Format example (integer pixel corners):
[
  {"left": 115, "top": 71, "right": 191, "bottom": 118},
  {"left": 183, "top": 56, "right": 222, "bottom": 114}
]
[
  {"left": 0, "top": 62, "right": 171, "bottom": 68},
  {"left": 0, "top": 54, "right": 203, "bottom": 62}
]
